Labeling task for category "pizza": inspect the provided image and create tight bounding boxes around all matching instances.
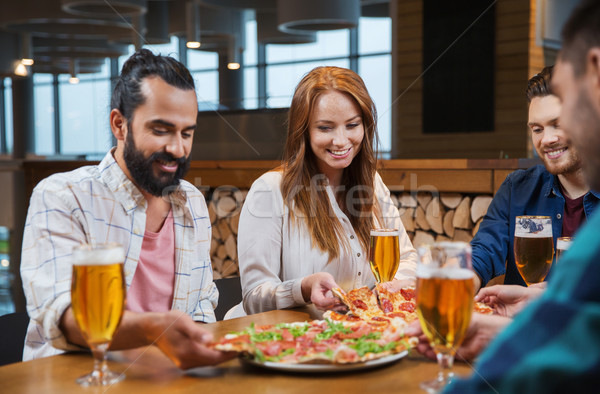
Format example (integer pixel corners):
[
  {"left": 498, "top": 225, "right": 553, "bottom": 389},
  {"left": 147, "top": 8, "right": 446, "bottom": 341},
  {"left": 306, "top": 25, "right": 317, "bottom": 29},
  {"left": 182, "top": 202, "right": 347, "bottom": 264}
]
[
  {"left": 474, "top": 301, "right": 494, "bottom": 315},
  {"left": 375, "top": 284, "right": 418, "bottom": 323},
  {"left": 212, "top": 318, "right": 416, "bottom": 364},
  {"left": 332, "top": 284, "right": 494, "bottom": 326}
]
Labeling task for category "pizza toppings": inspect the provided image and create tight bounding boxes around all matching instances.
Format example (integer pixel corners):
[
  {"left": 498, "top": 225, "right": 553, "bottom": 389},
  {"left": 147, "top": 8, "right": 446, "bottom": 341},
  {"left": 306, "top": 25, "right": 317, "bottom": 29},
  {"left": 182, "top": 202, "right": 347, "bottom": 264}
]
[{"left": 212, "top": 318, "right": 413, "bottom": 364}]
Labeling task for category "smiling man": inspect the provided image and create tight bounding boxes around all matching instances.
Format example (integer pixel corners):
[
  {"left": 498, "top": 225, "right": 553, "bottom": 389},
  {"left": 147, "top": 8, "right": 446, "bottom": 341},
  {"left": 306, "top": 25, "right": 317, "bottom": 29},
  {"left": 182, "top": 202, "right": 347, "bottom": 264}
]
[
  {"left": 20, "top": 49, "right": 232, "bottom": 369},
  {"left": 470, "top": 66, "right": 599, "bottom": 290}
]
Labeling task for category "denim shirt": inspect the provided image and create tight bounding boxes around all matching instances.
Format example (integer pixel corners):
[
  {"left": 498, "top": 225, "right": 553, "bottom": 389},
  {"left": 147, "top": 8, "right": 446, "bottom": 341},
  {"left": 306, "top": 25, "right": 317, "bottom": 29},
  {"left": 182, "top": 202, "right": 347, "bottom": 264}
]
[{"left": 471, "top": 164, "right": 600, "bottom": 287}]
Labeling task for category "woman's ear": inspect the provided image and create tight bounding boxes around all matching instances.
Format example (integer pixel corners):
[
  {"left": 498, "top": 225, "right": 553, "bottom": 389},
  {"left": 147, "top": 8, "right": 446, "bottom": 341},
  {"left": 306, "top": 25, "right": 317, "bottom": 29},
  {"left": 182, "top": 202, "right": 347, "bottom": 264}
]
[{"left": 110, "top": 109, "right": 127, "bottom": 141}]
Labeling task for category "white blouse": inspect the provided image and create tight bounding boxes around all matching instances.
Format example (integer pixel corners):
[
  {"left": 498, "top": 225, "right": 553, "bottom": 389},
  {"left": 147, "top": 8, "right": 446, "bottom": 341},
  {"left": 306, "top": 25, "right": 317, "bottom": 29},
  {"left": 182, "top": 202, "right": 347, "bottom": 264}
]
[{"left": 236, "top": 171, "right": 417, "bottom": 318}]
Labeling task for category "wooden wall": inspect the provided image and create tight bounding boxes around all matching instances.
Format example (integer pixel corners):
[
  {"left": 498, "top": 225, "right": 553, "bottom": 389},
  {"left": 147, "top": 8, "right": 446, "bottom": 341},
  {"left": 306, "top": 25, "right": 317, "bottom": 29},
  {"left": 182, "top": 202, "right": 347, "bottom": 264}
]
[{"left": 392, "top": 0, "right": 548, "bottom": 159}]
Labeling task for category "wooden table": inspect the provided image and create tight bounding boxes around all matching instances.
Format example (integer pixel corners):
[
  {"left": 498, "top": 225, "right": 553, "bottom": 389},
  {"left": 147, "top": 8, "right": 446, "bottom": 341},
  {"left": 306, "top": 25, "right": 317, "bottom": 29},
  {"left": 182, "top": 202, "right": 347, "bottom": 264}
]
[{"left": 0, "top": 310, "right": 474, "bottom": 393}]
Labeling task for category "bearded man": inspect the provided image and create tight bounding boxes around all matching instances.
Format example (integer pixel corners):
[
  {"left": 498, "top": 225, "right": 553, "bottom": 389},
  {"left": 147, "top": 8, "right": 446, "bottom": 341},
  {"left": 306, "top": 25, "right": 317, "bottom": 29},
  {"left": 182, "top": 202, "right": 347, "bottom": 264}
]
[
  {"left": 20, "top": 49, "right": 232, "bottom": 369},
  {"left": 470, "top": 65, "right": 599, "bottom": 290}
]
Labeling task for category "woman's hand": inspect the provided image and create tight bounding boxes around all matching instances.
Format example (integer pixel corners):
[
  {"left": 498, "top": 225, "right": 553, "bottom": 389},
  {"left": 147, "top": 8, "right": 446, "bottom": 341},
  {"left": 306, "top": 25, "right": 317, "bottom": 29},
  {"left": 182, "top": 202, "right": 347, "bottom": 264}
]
[{"left": 301, "top": 272, "right": 346, "bottom": 311}]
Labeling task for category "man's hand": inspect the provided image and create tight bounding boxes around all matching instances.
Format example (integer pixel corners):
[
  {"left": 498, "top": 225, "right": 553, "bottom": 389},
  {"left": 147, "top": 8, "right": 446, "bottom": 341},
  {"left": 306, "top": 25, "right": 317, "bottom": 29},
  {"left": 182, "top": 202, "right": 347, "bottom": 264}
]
[
  {"left": 404, "top": 313, "right": 512, "bottom": 361},
  {"left": 476, "top": 284, "right": 544, "bottom": 318},
  {"left": 140, "top": 310, "right": 235, "bottom": 369},
  {"left": 61, "top": 308, "right": 235, "bottom": 370},
  {"left": 300, "top": 272, "right": 346, "bottom": 311}
]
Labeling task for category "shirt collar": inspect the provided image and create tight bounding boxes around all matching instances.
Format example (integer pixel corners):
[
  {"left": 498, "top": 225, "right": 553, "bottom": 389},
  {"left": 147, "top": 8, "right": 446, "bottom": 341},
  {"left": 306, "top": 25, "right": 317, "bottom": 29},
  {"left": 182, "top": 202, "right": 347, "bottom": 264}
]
[
  {"left": 548, "top": 173, "right": 600, "bottom": 201},
  {"left": 98, "top": 149, "right": 188, "bottom": 213}
]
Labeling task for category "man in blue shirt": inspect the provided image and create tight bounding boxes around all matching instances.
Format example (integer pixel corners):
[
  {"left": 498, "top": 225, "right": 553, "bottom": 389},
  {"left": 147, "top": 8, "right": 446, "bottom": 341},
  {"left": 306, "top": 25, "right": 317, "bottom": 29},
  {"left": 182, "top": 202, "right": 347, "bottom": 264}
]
[
  {"left": 471, "top": 66, "right": 599, "bottom": 290},
  {"left": 442, "top": 0, "right": 600, "bottom": 391}
]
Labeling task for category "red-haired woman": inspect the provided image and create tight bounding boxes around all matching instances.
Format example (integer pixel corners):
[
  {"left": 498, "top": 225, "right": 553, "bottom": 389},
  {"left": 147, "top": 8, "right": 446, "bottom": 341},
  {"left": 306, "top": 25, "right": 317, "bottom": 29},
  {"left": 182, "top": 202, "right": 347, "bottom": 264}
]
[{"left": 232, "top": 66, "right": 416, "bottom": 319}]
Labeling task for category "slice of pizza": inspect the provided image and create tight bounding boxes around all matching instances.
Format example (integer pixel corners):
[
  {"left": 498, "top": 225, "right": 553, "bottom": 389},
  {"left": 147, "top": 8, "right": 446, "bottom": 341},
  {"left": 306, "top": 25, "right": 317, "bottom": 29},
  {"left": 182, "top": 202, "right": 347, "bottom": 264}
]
[
  {"left": 375, "top": 283, "right": 419, "bottom": 323},
  {"left": 474, "top": 301, "right": 494, "bottom": 315},
  {"left": 332, "top": 286, "right": 385, "bottom": 321}
]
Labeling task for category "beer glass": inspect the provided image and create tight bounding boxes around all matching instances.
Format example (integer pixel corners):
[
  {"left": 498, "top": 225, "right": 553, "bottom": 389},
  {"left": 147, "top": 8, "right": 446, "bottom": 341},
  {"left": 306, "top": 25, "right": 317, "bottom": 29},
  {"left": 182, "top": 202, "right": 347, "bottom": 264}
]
[
  {"left": 556, "top": 237, "right": 572, "bottom": 263},
  {"left": 368, "top": 228, "right": 400, "bottom": 283},
  {"left": 416, "top": 242, "right": 474, "bottom": 393},
  {"left": 514, "top": 216, "right": 554, "bottom": 285},
  {"left": 71, "top": 243, "right": 126, "bottom": 387}
]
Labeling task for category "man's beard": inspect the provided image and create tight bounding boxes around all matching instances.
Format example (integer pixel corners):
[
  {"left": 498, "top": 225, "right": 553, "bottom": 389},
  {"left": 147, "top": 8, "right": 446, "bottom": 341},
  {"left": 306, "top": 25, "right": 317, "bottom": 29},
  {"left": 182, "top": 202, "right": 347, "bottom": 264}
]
[
  {"left": 540, "top": 146, "right": 582, "bottom": 176},
  {"left": 123, "top": 127, "right": 190, "bottom": 197}
]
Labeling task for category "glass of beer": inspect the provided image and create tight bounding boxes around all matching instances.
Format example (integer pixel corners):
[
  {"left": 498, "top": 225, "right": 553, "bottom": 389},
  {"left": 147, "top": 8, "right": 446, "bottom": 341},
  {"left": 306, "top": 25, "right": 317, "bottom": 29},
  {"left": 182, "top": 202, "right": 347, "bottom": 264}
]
[
  {"left": 556, "top": 237, "right": 573, "bottom": 263},
  {"left": 368, "top": 228, "right": 400, "bottom": 283},
  {"left": 416, "top": 242, "right": 475, "bottom": 392},
  {"left": 71, "top": 243, "right": 126, "bottom": 387},
  {"left": 514, "top": 216, "right": 554, "bottom": 285}
]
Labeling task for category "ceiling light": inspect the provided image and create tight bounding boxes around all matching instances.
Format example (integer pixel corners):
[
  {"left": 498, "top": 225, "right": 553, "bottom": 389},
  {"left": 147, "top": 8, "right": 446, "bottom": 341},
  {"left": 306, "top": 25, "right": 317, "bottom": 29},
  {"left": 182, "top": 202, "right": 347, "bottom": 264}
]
[
  {"left": 14, "top": 61, "right": 28, "bottom": 77},
  {"left": 186, "top": 0, "right": 202, "bottom": 50},
  {"left": 277, "top": 0, "right": 360, "bottom": 32}
]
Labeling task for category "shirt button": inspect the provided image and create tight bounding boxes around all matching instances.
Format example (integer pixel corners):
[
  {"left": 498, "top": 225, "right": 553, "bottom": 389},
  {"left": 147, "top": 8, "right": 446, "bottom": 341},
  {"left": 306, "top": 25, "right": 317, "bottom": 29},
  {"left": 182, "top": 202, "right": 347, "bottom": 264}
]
[
  {"left": 350, "top": 235, "right": 355, "bottom": 239},
  {"left": 557, "top": 214, "right": 562, "bottom": 219},
  {"left": 357, "top": 253, "right": 361, "bottom": 257},
  {"left": 358, "top": 272, "right": 361, "bottom": 276}
]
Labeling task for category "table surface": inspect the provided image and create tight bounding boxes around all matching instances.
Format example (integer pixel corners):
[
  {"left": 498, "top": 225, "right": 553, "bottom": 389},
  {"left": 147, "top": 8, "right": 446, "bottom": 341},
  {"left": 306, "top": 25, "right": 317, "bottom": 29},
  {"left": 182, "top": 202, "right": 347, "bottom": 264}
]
[{"left": 0, "top": 310, "right": 475, "bottom": 394}]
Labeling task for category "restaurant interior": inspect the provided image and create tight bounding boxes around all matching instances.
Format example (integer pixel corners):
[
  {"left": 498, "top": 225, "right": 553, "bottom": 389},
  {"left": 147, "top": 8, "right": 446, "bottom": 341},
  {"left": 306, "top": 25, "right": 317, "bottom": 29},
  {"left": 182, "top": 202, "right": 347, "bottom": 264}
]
[{"left": 0, "top": 0, "right": 582, "bottom": 383}]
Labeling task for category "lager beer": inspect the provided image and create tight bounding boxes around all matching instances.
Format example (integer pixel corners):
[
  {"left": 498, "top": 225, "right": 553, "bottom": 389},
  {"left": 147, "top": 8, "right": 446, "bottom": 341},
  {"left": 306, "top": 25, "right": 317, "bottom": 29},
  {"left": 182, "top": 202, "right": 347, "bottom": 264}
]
[
  {"left": 416, "top": 241, "right": 473, "bottom": 392},
  {"left": 72, "top": 263, "right": 125, "bottom": 346},
  {"left": 416, "top": 269, "right": 475, "bottom": 354},
  {"left": 369, "top": 229, "right": 400, "bottom": 283},
  {"left": 71, "top": 243, "right": 126, "bottom": 386},
  {"left": 514, "top": 216, "right": 553, "bottom": 285},
  {"left": 556, "top": 237, "right": 572, "bottom": 263}
]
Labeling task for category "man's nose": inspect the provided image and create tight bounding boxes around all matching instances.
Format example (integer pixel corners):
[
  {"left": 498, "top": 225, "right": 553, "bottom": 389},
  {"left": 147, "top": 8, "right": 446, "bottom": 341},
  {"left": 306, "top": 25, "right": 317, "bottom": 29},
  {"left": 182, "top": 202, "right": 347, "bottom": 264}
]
[
  {"left": 541, "top": 127, "right": 560, "bottom": 145},
  {"left": 165, "top": 134, "right": 185, "bottom": 158}
]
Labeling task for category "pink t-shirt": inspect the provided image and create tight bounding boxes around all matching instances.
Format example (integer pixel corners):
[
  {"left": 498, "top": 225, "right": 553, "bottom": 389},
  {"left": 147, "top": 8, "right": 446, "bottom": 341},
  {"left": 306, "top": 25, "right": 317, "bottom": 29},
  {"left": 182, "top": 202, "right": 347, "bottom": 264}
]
[{"left": 126, "top": 213, "right": 175, "bottom": 313}]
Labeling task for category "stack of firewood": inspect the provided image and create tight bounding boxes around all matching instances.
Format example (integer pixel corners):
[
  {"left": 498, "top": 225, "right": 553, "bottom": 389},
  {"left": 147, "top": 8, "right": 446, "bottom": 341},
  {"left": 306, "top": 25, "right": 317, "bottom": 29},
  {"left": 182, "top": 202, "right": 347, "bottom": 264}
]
[
  {"left": 208, "top": 188, "right": 246, "bottom": 279},
  {"left": 393, "top": 192, "right": 493, "bottom": 247},
  {"left": 208, "top": 189, "right": 494, "bottom": 278}
]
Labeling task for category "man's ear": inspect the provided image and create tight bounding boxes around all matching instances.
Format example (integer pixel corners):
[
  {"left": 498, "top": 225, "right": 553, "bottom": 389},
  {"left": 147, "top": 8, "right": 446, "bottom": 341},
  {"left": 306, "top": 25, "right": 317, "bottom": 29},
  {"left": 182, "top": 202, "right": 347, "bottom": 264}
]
[
  {"left": 587, "top": 48, "right": 600, "bottom": 107},
  {"left": 110, "top": 109, "right": 127, "bottom": 141}
]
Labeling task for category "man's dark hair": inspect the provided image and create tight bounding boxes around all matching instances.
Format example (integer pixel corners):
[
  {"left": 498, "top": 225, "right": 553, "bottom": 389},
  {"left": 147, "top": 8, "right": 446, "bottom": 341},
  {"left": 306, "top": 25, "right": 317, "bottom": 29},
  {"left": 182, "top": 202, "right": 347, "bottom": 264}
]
[
  {"left": 561, "top": 0, "right": 600, "bottom": 77},
  {"left": 110, "top": 48, "right": 196, "bottom": 123},
  {"left": 526, "top": 65, "right": 553, "bottom": 103}
]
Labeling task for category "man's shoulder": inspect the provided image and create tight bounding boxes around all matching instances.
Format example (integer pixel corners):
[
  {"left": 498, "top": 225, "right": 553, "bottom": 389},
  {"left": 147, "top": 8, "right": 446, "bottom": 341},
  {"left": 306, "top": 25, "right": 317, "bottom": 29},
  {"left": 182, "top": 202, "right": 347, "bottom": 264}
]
[
  {"left": 35, "top": 163, "right": 102, "bottom": 192},
  {"left": 505, "top": 164, "right": 552, "bottom": 185}
]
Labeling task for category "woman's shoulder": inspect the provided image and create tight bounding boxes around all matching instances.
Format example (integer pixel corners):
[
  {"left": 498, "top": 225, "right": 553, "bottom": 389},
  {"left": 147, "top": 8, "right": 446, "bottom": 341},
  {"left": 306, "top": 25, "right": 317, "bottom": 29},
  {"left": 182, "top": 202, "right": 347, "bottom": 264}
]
[{"left": 252, "top": 170, "right": 283, "bottom": 189}]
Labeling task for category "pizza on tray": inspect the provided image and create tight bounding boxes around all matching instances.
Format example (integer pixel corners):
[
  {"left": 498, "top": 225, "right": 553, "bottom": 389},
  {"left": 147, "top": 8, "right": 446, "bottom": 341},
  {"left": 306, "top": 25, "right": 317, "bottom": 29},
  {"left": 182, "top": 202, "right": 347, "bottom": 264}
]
[{"left": 212, "top": 318, "right": 416, "bottom": 364}]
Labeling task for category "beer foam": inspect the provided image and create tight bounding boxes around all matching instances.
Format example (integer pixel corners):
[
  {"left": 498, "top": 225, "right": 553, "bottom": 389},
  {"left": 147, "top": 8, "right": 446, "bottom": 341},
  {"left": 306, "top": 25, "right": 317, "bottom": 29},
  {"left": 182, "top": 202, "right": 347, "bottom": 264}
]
[
  {"left": 416, "top": 266, "right": 474, "bottom": 280},
  {"left": 370, "top": 229, "right": 399, "bottom": 236},
  {"left": 72, "top": 244, "right": 124, "bottom": 265},
  {"left": 557, "top": 238, "right": 572, "bottom": 250},
  {"left": 514, "top": 216, "right": 552, "bottom": 237}
]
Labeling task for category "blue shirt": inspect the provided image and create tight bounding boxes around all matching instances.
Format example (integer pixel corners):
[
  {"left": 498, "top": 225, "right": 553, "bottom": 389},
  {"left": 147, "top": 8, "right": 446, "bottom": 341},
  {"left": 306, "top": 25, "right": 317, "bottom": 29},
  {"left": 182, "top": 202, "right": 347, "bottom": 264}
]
[
  {"left": 471, "top": 165, "right": 599, "bottom": 287},
  {"left": 445, "top": 209, "right": 600, "bottom": 393}
]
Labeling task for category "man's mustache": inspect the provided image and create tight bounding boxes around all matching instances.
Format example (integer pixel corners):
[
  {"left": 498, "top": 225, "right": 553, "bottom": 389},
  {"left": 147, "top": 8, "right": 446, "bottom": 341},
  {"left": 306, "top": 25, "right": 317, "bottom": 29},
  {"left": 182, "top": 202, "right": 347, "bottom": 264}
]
[{"left": 149, "top": 152, "right": 188, "bottom": 167}]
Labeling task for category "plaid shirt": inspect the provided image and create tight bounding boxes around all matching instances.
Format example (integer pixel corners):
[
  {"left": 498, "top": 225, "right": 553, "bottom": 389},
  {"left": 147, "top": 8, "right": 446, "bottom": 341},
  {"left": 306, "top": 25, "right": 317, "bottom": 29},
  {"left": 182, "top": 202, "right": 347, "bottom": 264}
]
[
  {"left": 21, "top": 150, "right": 217, "bottom": 360},
  {"left": 446, "top": 209, "right": 600, "bottom": 393}
]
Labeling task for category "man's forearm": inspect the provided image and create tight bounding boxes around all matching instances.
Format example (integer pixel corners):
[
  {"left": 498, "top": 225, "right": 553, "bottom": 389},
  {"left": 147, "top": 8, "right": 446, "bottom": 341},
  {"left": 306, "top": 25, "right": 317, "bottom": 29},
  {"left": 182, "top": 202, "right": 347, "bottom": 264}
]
[{"left": 60, "top": 307, "right": 155, "bottom": 350}]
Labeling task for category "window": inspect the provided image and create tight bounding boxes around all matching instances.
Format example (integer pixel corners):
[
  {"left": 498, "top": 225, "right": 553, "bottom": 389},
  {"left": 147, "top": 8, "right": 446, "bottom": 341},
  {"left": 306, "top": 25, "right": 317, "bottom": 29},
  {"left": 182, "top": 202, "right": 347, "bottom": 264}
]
[
  {"left": 14, "top": 16, "right": 392, "bottom": 158},
  {"left": 2, "top": 78, "right": 13, "bottom": 155},
  {"left": 33, "top": 74, "right": 55, "bottom": 156}
]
